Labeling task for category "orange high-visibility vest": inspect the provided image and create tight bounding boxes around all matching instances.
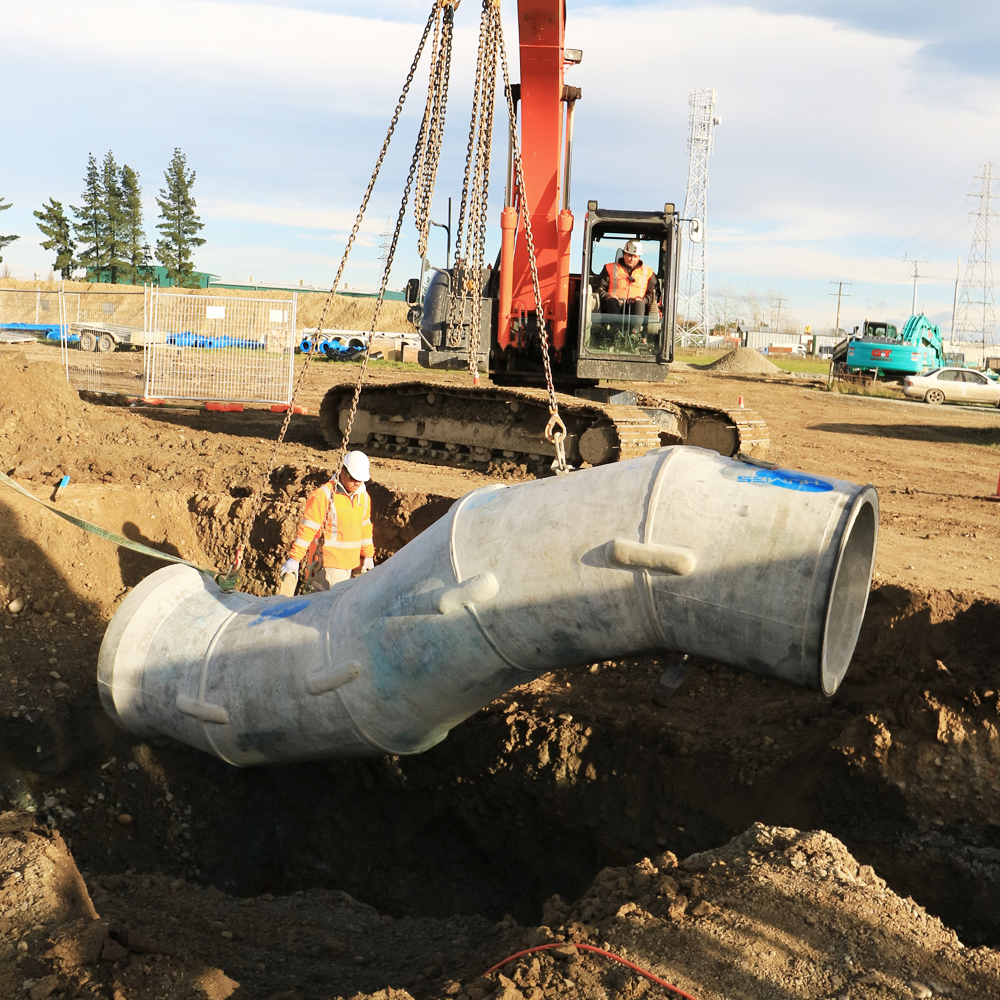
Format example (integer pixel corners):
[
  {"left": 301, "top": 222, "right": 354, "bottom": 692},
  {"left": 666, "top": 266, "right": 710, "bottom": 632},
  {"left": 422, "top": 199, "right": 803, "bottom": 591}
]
[
  {"left": 289, "top": 481, "right": 374, "bottom": 570},
  {"left": 604, "top": 261, "right": 654, "bottom": 301}
]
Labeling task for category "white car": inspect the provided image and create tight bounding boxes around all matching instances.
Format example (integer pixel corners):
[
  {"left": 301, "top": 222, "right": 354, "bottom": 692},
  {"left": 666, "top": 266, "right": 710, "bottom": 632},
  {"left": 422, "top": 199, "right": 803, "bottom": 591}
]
[{"left": 902, "top": 367, "right": 1000, "bottom": 406}]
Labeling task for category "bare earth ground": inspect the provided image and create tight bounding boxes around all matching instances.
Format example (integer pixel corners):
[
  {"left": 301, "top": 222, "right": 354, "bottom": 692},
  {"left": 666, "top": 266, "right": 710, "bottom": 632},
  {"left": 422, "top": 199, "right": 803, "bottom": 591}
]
[{"left": 1, "top": 341, "right": 999, "bottom": 1000}]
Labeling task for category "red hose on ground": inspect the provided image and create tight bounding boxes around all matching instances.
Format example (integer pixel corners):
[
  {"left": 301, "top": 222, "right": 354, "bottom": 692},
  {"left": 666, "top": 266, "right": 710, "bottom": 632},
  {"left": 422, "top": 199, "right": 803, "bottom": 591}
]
[{"left": 483, "top": 942, "right": 704, "bottom": 1000}]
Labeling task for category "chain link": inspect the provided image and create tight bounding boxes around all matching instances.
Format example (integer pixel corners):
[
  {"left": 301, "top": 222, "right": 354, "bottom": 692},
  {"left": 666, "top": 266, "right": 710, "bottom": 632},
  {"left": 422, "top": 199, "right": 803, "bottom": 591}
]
[
  {"left": 224, "top": 0, "right": 448, "bottom": 589},
  {"left": 496, "top": 16, "right": 569, "bottom": 472},
  {"left": 449, "top": 0, "right": 500, "bottom": 379},
  {"left": 445, "top": 1, "right": 492, "bottom": 352},
  {"left": 414, "top": 3, "right": 454, "bottom": 258}
]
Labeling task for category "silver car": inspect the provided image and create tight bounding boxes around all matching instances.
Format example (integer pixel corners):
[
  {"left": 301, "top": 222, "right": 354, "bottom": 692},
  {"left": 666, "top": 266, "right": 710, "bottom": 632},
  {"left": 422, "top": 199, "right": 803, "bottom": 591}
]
[{"left": 902, "top": 367, "right": 1000, "bottom": 406}]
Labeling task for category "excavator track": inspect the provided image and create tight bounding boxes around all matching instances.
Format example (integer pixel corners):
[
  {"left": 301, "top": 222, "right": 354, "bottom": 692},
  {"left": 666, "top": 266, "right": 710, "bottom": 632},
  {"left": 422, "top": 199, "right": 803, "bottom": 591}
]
[{"left": 318, "top": 381, "right": 769, "bottom": 474}]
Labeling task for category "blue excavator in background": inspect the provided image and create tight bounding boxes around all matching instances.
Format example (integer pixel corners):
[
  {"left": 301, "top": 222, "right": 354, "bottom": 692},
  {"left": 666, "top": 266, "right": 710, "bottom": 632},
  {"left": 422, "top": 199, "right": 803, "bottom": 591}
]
[{"left": 831, "top": 314, "right": 945, "bottom": 380}]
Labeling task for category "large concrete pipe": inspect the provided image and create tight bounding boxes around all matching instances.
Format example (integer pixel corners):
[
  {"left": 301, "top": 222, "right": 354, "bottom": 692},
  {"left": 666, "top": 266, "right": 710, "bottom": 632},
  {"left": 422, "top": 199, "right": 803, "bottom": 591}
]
[{"left": 98, "top": 448, "right": 878, "bottom": 766}]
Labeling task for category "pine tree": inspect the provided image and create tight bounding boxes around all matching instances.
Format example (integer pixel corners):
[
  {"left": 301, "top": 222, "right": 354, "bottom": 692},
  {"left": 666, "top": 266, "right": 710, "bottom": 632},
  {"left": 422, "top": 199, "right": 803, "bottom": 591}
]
[
  {"left": 119, "top": 165, "right": 151, "bottom": 285},
  {"left": 34, "top": 198, "right": 76, "bottom": 278},
  {"left": 102, "top": 150, "right": 128, "bottom": 284},
  {"left": 155, "top": 148, "right": 205, "bottom": 287},
  {"left": 0, "top": 196, "right": 19, "bottom": 263},
  {"left": 72, "top": 154, "right": 106, "bottom": 279}
]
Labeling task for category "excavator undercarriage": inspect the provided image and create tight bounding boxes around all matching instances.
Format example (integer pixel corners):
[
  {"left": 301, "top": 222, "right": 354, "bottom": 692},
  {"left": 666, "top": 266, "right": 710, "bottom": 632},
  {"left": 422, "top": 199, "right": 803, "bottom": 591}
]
[{"left": 318, "top": 382, "right": 769, "bottom": 473}]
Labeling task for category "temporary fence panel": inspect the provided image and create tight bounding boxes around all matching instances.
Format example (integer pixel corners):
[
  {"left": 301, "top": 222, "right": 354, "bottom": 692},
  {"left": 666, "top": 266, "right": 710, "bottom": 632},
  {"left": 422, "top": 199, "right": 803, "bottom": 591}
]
[
  {"left": 145, "top": 292, "right": 297, "bottom": 404},
  {"left": 0, "top": 285, "right": 66, "bottom": 348},
  {"left": 61, "top": 286, "right": 151, "bottom": 395}
]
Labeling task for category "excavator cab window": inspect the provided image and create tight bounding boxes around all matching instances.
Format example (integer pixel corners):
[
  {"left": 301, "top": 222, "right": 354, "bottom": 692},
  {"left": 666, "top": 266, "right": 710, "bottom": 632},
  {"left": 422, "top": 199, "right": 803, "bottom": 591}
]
[{"left": 583, "top": 232, "right": 666, "bottom": 357}]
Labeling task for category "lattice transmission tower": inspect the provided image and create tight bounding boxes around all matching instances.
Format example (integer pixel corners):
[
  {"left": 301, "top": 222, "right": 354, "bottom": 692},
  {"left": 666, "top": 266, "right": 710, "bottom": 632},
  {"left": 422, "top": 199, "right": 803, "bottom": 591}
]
[
  {"left": 954, "top": 163, "right": 1000, "bottom": 352},
  {"left": 679, "top": 88, "right": 719, "bottom": 346}
]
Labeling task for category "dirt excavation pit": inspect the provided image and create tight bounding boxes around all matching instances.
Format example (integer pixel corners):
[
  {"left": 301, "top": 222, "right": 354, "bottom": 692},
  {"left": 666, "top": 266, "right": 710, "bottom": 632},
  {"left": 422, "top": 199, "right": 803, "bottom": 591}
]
[{"left": 2, "top": 350, "right": 1000, "bottom": 999}]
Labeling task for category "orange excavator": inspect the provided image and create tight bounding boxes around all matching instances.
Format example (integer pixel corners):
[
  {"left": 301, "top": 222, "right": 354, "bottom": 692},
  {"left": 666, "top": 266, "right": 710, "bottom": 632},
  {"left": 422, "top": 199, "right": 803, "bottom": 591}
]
[{"left": 319, "top": 0, "right": 768, "bottom": 472}]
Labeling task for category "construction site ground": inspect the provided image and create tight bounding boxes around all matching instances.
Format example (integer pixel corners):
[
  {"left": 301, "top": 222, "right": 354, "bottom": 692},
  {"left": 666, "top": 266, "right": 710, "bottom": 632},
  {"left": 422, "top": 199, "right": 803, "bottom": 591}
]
[{"left": 1, "top": 340, "right": 999, "bottom": 1000}]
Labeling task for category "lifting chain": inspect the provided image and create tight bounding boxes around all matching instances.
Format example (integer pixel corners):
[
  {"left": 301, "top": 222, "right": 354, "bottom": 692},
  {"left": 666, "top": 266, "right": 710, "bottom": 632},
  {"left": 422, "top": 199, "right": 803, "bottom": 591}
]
[
  {"left": 307, "top": 0, "right": 459, "bottom": 584},
  {"left": 495, "top": 14, "right": 570, "bottom": 473},
  {"left": 414, "top": 1, "right": 455, "bottom": 258},
  {"left": 447, "top": 0, "right": 500, "bottom": 376},
  {"left": 222, "top": 0, "right": 452, "bottom": 592}
]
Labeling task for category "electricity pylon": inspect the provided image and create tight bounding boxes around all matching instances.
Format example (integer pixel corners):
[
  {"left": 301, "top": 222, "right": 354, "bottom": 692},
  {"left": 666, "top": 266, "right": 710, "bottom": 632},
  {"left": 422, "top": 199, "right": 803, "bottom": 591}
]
[
  {"left": 954, "top": 163, "right": 1000, "bottom": 353},
  {"left": 678, "top": 88, "right": 719, "bottom": 346}
]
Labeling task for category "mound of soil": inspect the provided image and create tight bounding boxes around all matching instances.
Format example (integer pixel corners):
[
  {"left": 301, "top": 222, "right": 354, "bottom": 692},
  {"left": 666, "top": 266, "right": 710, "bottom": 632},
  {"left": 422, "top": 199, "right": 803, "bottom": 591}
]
[
  {"left": 4, "top": 814, "right": 998, "bottom": 1000},
  {"left": 4, "top": 354, "right": 1000, "bottom": 1000},
  {"left": 705, "top": 348, "right": 785, "bottom": 376}
]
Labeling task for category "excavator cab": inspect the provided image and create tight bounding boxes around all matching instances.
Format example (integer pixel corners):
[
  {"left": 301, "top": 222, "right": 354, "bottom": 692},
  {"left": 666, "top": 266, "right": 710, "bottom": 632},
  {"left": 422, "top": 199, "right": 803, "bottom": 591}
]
[{"left": 574, "top": 202, "right": 679, "bottom": 383}]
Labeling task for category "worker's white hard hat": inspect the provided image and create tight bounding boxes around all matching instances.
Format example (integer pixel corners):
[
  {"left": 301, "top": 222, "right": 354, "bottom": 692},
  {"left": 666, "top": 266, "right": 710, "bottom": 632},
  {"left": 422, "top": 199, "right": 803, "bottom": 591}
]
[
  {"left": 623, "top": 240, "right": 643, "bottom": 256},
  {"left": 342, "top": 450, "right": 370, "bottom": 482}
]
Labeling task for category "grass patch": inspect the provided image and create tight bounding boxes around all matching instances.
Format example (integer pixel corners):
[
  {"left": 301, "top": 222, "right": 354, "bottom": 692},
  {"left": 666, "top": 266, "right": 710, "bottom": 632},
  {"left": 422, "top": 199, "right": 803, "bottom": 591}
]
[
  {"left": 769, "top": 357, "right": 831, "bottom": 375},
  {"left": 824, "top": 380, "right": 905, "bottom": 400}
]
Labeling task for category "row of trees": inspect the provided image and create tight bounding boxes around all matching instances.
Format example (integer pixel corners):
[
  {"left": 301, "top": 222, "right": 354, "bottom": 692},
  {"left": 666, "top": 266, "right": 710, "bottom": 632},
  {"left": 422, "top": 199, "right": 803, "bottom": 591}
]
[
  {"left": 4, "top": 148, "right": 205, "bottom": 286},
  {"left": 710, "top": 282, "right": 799, "bottom": 335}
]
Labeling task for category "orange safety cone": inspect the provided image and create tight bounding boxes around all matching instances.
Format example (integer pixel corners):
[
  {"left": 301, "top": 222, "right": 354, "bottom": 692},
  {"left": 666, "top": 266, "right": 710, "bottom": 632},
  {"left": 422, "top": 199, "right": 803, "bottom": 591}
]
[
  {"left": 980, "top": 466, "right": 1000, "bottom": 501},
  {"left": 738, "top": 396, "right": 745, "bottom": 408},
  {"left": 987, "top": 468, "right": 1000, "bottom": 501}
]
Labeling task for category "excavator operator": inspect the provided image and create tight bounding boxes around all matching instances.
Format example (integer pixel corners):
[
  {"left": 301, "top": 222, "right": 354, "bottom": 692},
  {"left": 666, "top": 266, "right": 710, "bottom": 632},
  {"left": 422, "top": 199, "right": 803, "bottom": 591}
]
[
  {"left": 278, "top": 450, "right": 375, "bottom": 596},
  {"left": 598, "top": 240, "right": 659, "bottom": 335}
]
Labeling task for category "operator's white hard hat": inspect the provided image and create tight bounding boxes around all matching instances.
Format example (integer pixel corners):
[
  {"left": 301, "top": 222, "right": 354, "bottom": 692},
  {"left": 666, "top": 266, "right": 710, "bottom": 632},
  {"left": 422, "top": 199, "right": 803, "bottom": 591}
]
[
  {"left": 623, "top": 240, "right": 643, "bottom": 256},
  {"left": 342, "top": 450, "right": 371, "bottom": 482}
]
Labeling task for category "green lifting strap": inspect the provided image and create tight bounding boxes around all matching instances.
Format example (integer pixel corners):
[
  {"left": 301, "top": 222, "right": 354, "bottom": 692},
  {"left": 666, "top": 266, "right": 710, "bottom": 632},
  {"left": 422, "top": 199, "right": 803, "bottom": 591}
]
[{"left": 0, "top": 469, "right": 224, "bottom": 584}]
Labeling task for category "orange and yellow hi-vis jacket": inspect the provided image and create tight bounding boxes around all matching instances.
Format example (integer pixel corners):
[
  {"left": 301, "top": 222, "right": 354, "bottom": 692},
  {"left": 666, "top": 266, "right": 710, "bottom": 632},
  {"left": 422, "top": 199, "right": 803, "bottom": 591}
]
[
  {"left": 603, "top": 260, "right": 655, "bottom": 301},
  {"left": 288, "top": 480, "right": 374, "bottom": 571}
]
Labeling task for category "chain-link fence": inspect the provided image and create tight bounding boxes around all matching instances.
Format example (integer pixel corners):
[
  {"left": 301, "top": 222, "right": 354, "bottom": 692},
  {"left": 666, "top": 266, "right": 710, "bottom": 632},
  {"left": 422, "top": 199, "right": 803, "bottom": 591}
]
[{"left": 145, "top": 291, "right": 297, "bottom": 404}]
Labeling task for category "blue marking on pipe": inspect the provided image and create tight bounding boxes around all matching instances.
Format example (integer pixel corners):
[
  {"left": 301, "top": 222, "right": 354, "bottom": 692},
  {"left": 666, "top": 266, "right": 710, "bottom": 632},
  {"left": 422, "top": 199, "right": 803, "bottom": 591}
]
[
  {"left": 246, "top": 597, "right": 311, "bottom": 627},
  {"left": 735, "top": 469, "right": 833, "bottom": 493}
]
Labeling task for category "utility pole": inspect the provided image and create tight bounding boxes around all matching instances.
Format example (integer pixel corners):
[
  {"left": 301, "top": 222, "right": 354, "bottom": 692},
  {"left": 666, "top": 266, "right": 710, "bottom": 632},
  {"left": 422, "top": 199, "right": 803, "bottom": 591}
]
[
  {"left": 830, "top": 281, "right": 851, "bottom": 339},
  {"left": 773, "top": 296, "right": 787, "bottom": 336},
  {"left": 903, "top": 254, "right": 929, "bottom": 316},
  {"left": 828, "top": 281, "right": 851, "bottom": 388}
]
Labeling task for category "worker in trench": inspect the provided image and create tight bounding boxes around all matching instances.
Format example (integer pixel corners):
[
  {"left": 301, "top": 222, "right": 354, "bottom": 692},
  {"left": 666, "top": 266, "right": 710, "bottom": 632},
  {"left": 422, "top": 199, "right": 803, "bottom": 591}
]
[
  {"left": 278, "top": 450, "right": 375, "bottom": 596},
  {"left": 598, "top": 240, "right": 659, "bottom": 339}
]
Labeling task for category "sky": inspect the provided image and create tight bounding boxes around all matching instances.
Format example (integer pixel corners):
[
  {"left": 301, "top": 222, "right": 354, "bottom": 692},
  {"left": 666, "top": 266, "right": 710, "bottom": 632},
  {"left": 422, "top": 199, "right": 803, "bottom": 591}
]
[{"left": 2, "top": 0, "right": 998, "bottom": 338}]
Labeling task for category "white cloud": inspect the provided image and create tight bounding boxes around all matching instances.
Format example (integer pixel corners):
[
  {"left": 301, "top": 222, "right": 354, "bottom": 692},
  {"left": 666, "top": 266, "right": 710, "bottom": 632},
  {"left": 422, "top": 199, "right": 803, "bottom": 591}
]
[
  {"left": 2, "top": 0, "right": 460, "bottom": 113},
  {"left": 198, "top": 197, "right": 384, "bottom": 233},
  {"left": 3, "top": 0, "right": 999, "bottom": 320}
]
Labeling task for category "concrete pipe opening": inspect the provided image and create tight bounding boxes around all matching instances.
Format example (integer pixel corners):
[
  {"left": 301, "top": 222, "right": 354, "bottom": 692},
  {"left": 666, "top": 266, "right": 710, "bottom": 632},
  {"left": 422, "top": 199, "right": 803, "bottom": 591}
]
[{"left": 821, "top": 488, "right": 878, "bottom": 696}]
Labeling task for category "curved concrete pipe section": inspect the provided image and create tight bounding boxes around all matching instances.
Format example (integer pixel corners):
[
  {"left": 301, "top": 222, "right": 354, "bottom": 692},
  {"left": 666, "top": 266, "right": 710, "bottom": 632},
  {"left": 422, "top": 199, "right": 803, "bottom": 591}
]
[{"left": 98, "top": 448, "right": 878, "bottom": 766}]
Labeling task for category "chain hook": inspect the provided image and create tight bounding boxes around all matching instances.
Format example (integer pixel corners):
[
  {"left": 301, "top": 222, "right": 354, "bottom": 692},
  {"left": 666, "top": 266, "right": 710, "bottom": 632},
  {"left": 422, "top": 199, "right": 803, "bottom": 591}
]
[{"left": 544, "top": 412, "right": 570, "bottom": 474}]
